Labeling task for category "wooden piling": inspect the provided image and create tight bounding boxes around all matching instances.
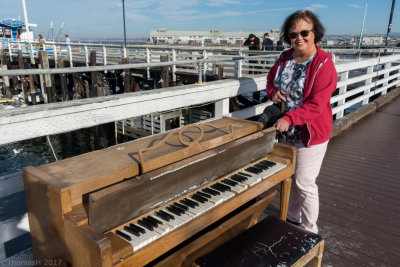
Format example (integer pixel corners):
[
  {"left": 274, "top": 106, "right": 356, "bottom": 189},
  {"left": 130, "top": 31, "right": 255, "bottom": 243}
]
[
  {"left": 38, "top": 51, "right": 48, "bottom": 103},
  {"left": 0, "top": 49, "right": 12, "bottom": 98},
  {"left": 160, "top": 55, "right": 169, "bottom": 88},
  {"left": 90, "top": 51, "right": 103, "bottom": 97},
  {"left": 217, "top": 64, "right": 224, "bottom": 80},
  {"left": 72, "top": 75, "right": 82, "bottom": 100},
  {"left": 57, "top": 59, "right": 68, "bottom": 101},
  {"left": 18, "top": 50, "right": 29, "bottom": 103},
  {"left": 122, "top": 57, "right": 132, "bottom": 93}
]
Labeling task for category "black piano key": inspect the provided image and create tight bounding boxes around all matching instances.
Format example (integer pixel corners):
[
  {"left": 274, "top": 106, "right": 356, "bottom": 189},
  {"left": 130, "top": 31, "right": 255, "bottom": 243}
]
[
  {"left": 142, "top": 217, "right": 158, "bottom": 227},
  {"left": 254, "top": 163, "right": 268, "bottom": 170},
  {"left": 245, "top": 166, "right": 262, "bottom": 174},
  {"left": 137, "top": 220, "right": 154, "bottom": 231},
  {"left": 182, "top": 198, "right": 199, "bottom": 207},
  {"left": 260, "top": 160, "right": 276, "bottom": 166},
  {"left": 194, "top": 192, "right": 209, "bottom": 202},
  {"left": 238, "top": 172, "right": 251, "bottom": 177},
  {"left": 155, "top": 211, "right": 170, "bottom": 221},
  {"left": 172, "top": 204, "right": 187, "bottom": 214},
  {"left": 214, "top": 183, "right": 230, "bottom": 192},
  {"left": 147, "top": 215, "right": 163, "bottom": 225},
  {"left": 124, "top": 226, "right": 140, "bottom": 237},
  {"left": 158, "top": 210, "right": 175, "bottom": 220},
  {"left": 258, "top": 160, "right": 274, "bottom": 168},
  {"left": 211, "top": 184, "right": 225, "bottom": 192},
  {"left": 222, "top": 179, "right": 238, "bottom": 186},
  {"left": 129, "top": 223, "right": 146, "bottom": 234},
  {"left": 180, "top": 199, "right": 195, "bottom": 208},
  {"left": 116, "top": 230, "right": 132, "bottom": 241},
  {"left": 229, "top": 174, "right": 248, "bottom": 183},
  {"left": 191, "top": 194, "right": 207, "bottom": 203},
  {"left": 166, "top": 206, "right": 183, "bottom": 216},
  {"left": 174, "top": 202, "right": 189, "bottom": 211},
  {"left": 197, "top": 191, "right": 212, "bottom": 199},
  {"left": 203, "top": 188, "right": 220, "bottom": 196}
]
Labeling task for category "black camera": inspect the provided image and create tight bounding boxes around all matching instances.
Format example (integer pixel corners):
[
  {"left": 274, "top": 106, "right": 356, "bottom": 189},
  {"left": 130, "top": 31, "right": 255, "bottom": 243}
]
[{"left": 258, "top": 103, "right": 285, "bottom": 129}]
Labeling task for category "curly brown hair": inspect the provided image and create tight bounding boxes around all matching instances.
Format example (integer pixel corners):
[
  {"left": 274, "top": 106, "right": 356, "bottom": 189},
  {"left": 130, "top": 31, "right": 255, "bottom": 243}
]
[{"left": 280, "top": 10, "right": 325, "bottom": 44}]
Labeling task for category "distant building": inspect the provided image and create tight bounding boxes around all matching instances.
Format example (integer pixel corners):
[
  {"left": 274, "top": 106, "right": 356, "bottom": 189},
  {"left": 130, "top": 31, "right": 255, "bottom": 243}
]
[
  {"left": 354, "top": 34, "right": 383, "bottom": 46},
  {"left": 149, "top": 28, "right": 281, "bottom": 46}
]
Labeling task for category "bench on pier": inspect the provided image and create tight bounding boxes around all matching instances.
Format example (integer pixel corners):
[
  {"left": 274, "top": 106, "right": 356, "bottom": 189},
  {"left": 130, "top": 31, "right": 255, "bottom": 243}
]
[{"left": 195, "top": 216, "right": 325, "bottom": 267}]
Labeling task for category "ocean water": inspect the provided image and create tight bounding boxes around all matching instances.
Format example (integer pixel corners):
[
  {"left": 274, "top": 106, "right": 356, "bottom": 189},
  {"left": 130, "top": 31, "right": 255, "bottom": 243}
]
[{"left": 0, "top": 123, "right": 117, "bottom": 176}]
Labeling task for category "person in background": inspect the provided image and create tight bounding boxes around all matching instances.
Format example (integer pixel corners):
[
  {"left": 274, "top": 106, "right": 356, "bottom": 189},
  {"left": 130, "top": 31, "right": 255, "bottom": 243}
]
[
  {"left": 37, "top": 34, "right": 45, "bottom": 50},
  {"left": 244, "top": 33, "right": 260, "bottom": 50},
  {"left": 266, "top": 10, "right": 337, "bottom": 233},
  {"left": 244, "top": 33, "right": 260, "bottom": 74},
  {"left": 65, "top": 34, "right": 71, "bottom": 44},
  {"left": 37, "top": 34, "right": 45, "bottom": 44},
  {"left": 262, "top": 32, "right": 274, "bottom": 51}
]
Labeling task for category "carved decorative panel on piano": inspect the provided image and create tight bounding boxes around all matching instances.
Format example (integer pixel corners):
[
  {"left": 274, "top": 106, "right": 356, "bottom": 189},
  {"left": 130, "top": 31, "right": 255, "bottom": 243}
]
[{"left": 23, "top": 117, "right": 296, "bottom": 267}]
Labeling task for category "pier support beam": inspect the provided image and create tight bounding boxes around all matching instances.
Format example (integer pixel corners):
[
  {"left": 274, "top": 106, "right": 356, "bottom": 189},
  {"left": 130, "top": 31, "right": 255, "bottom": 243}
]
[
  {"left": 57, "top": 59, "right": 68, "bottom": 101},
  {"left": 122, "top": 57, "right": 132, "bottom": 93},
  {"left": 18, "top": 50, "right": 29, "bottom": 103},
  {"left": 90, "top": 51, "right": 102, "bottom": 97}
]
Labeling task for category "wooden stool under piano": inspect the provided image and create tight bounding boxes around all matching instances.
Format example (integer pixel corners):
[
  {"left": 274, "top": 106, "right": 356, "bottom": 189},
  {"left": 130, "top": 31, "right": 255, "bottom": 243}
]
[{"left": 23, "top": 117, "right": 296, "bottom": 267}]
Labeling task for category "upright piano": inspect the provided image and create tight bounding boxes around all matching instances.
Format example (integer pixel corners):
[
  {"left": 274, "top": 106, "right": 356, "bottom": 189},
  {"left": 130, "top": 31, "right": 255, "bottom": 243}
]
[{"left": 23, "top": 117, "right": 296, "bottom": 266}]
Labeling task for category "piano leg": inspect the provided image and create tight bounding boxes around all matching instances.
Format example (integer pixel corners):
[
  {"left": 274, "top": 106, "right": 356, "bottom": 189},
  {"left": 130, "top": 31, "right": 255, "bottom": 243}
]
[{"left": 279, "top": 177, "right": 292, "bottom": 220}]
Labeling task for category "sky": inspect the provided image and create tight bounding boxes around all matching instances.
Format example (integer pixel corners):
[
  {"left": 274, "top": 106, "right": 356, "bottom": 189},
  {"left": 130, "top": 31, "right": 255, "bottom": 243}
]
[{"left": 0, "top": 0, "right": 399, "bottom": 40}]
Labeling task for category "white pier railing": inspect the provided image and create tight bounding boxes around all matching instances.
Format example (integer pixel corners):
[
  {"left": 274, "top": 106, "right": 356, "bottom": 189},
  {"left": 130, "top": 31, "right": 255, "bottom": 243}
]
[{"left": 1, "top": 54, "right": 400, "bottom": 145}]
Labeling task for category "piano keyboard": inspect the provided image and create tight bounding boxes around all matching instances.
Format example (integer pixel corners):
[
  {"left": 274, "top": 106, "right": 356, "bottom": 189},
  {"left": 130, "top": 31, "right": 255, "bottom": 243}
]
[{"left": 113, "top": 159, "right": 286, "bottom": 252}]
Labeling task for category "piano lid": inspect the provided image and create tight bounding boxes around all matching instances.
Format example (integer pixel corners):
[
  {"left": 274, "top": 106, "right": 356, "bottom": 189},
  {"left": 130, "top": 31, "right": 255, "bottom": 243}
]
[{"left": 29, "top": 117, "right": 262, "bottom": 206}]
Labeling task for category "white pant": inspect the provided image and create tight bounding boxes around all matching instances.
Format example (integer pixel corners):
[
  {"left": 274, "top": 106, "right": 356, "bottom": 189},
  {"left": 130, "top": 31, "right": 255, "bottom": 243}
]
[{"left": 287, "top": 141, "right": 328, "bottom": 233}]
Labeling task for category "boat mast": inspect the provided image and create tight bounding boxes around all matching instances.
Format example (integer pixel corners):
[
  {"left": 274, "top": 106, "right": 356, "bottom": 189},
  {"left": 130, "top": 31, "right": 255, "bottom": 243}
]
[
  {"left": 386, "top": 0, "right": 396, "bottom": 46},
  {"left": 357, "top": 3, "right": 368, "bottom": 51},
  {"left": 21, "top": 0, "right": 31, "bottom": 41}
]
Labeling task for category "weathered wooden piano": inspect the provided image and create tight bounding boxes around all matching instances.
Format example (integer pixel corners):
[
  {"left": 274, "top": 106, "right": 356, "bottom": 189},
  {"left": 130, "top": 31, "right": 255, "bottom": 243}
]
[{"left": 23, "top": 117, "right": 296, "bottom": 266}]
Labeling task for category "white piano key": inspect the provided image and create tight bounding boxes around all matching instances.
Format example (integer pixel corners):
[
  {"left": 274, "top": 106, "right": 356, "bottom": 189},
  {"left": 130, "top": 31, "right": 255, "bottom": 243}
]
[
  {"left": 259, "top": 162, "right": 287, "bottom": 179},
  {"left": 119, "top": 229, "right": 146, "bottom": 251},
  {"left": 220, "top": 180, "right": 247, "bottom": 194}
]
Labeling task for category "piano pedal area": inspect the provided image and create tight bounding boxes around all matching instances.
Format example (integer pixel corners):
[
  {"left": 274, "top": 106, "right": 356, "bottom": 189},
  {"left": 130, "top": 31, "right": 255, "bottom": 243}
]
[{"left": 110, "top": 157, "right": 287, "bottom": 254}]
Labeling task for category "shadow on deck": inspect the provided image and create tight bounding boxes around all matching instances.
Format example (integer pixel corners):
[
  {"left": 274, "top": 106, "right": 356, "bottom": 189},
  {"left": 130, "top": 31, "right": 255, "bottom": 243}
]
[{"left": 267, "top": 94, "right": 400, "bottom": 266}]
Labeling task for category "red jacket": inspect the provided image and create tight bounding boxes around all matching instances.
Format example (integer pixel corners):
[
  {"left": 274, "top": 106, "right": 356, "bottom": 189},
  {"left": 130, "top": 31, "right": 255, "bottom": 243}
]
[{"left": 266, "top": 45, "right": 337, "bottom": 147}]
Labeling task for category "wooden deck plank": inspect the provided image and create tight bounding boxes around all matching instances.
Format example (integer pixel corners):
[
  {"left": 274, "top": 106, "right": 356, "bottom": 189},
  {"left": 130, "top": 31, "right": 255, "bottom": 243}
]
[{"left": 317, "top": 93, "right": 400, "bottom": 266}]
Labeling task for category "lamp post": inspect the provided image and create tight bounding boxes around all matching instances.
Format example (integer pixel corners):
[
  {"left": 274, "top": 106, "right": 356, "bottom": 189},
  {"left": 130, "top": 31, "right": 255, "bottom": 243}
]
[{"left": 122, "top": 0, "right": 127, "bottom": 47}]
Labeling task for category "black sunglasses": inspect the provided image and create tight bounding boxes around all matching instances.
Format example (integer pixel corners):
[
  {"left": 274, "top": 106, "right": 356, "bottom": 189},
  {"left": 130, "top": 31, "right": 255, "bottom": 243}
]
[{"left": 289, "top": 30, "right": 313, "bottom": 39}]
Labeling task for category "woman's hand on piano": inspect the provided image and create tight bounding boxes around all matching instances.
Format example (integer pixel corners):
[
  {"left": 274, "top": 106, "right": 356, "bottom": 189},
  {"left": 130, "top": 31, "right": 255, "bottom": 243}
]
[{"left": 275, "top": 118, "right": 289, "bottom": 132}]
